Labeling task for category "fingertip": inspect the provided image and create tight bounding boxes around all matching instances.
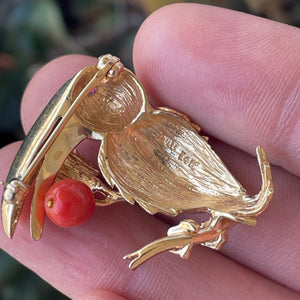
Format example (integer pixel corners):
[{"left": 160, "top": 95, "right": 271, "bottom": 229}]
[
  {"left": 21, "top": 54, "right": 97, "bottom": 133},
  {"left": 133, "top": 3, "right": 300, "bottom": 175}
]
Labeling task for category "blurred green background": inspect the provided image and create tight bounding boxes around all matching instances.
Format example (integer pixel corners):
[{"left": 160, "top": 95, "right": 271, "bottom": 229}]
[{"left": 0, "top": 0, "right": 299, "bottom": 299}]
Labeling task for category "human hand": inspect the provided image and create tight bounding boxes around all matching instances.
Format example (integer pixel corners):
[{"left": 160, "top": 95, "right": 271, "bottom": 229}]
[{"left": 1, "top": 4, "right": 300, "bottom": 299}]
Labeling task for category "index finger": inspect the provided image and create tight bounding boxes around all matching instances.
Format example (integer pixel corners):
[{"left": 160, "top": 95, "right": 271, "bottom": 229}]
[{"left": 133, "top": 3, "right": 300, "bottom": 176}]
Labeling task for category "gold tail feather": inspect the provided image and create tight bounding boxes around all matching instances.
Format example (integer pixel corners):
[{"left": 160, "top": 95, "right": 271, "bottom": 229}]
[{"left": 237, "top": 146, "right": 274, "bottom": 219}]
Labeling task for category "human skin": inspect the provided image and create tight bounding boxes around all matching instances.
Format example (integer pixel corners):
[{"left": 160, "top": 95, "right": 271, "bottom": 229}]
[{"left": 1, "top": 3, "right": 300, "bottom": 300}]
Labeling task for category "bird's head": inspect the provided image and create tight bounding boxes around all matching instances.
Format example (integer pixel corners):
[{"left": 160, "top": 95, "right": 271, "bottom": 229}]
[{"left": 70, "top": 64, "right": 148, "bottom": 134}]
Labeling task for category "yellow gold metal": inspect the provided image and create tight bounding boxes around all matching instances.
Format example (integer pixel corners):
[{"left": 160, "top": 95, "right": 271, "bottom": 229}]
[
  {"left": 57, "top": 152, "right": 123, "bottom": 206},
  {"left": 1, "top": 54, "right": 274, "bottom": 269},
  {"left": 46, "top": 200, "right": 54, "bottom": 208}
]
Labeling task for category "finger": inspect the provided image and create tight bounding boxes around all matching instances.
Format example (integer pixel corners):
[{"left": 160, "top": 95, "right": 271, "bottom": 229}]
[
  {"left": 0, "top": 145, "right": 297, "bottom": 300},
  {"left": 75, "top": 290, "right": 128, "bottom": 300},
  {"left": 133, "top": 3, "right": 300, "bottom": 177},
  {"left": 2, "top": 58, "right": 298, "bottom": 299}
]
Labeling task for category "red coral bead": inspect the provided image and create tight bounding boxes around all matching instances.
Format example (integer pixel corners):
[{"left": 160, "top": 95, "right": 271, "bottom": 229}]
[{"left": 44, "top": 179, "right": 95, "bottom": 227}]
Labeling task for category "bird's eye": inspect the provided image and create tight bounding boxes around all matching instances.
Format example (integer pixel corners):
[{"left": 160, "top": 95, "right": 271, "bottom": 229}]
[{"left": 89, "top": 87, "right": 97, "bottom": 95}]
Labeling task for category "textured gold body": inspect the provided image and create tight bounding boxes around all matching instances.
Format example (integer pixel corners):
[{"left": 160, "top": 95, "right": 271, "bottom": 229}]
[{"left": 1, "top": 55, "right": 273, "bottom": 269}]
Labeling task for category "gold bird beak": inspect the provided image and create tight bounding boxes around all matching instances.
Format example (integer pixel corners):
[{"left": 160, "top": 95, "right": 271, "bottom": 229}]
[
  {"left": 2, "top": 203, "right": 19, "bottom": 238},
  {"left": 1, "top": 54, "right": 123, "bottom": 239},
  {"left": 1, "top": 180, "right": 27, "bottom": 238}
]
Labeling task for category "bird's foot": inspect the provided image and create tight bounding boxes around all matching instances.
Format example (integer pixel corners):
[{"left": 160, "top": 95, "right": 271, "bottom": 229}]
[
  {"left": 123, "top": 233, "right": 193, "bottom": 270},
  {"left": 124, "top": 218, "right": 229, "bottom": 269}
]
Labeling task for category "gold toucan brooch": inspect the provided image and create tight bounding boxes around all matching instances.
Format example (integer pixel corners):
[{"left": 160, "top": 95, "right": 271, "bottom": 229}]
[{"left": 1, "top": 54, "right": 274, "bottom": 269}]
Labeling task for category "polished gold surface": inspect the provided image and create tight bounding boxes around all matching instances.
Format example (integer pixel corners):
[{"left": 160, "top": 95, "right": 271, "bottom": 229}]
[{"left": 1, "top": 54, "right": 274, "bottom": 269}]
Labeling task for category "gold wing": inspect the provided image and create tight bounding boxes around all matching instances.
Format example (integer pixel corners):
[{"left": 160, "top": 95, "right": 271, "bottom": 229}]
[{"left": 98, "top": 109, "right": 247, "bottom": 216}]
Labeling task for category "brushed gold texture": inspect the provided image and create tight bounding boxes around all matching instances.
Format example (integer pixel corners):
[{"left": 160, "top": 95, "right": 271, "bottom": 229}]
[{"left": 1, "top": 55, "right": 273, "bottom": 269}]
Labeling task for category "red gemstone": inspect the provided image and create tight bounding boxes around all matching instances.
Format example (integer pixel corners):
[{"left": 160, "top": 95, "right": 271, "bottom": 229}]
[
  {"left": 44, "top": 179, "right": 95, "bottom": 227},
  {"left": 89, "top": 87, "right": 97, "bottom": 95}
]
